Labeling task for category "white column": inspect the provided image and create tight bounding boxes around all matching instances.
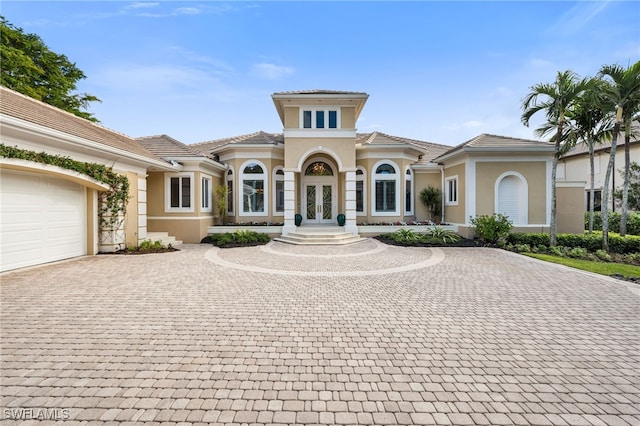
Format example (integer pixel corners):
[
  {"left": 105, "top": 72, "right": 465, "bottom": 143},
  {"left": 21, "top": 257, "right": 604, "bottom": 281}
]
[
  {"left": 282, "top": 171, "right": 297, "bottom": 235},
  {"left": 344, "top": 171, "right": 358, "bottom": 235}
]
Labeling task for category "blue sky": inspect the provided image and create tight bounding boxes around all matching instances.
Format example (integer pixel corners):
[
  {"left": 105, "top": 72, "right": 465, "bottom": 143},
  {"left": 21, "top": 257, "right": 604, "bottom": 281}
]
[{"left": 3, "top": 1, "right": 639, "bottom": 146}]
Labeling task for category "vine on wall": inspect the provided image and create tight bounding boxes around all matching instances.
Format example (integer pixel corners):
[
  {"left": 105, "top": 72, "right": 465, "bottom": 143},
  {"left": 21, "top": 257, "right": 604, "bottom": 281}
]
[{"left": 0, "top": 144, "right": 130, "bottom": 227}]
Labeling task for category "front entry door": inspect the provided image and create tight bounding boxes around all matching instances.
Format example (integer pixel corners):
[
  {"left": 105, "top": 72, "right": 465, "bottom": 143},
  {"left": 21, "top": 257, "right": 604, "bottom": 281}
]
[{"left": 304, "top": 183, "right": 334, "bottom": 224}]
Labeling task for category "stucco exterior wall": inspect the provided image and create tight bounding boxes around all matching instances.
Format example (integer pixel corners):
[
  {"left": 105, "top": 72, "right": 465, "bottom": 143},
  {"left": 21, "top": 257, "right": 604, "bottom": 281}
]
[
  {"left": 444, "top": 163, "right": 465, "bottom": 224},
  {"left": 475, "top": 161, "right": 547, "bottom": 224},
  {"left": 413, "top": 171, "right": 442, "bottom": 222},
  {"left": 284, "top": 137, "right": 356, "bottom": 171},
  {"left": 557, "top": 183, "right": 587, "bottom": 234},
  {"left": 148, "top": 217, "right": 212, "bottom": 244}
]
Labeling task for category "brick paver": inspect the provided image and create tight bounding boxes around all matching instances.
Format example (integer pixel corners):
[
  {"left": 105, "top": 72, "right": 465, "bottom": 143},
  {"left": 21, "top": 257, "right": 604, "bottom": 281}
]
[{"left": 1, "top": 240, "right": 639, "bottom": 425}]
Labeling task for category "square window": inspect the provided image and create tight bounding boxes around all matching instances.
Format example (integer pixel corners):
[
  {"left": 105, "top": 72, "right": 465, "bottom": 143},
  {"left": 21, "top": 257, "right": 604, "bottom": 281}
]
[{"left": 168, "top": 175, "right": 193, "bottom": 211}]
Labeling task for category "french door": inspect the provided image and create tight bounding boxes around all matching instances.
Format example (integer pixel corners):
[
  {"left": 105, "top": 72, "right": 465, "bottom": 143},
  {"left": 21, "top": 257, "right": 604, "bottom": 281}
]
[{"left": 304, "top": 183, "right": 335, "bottom": 224}]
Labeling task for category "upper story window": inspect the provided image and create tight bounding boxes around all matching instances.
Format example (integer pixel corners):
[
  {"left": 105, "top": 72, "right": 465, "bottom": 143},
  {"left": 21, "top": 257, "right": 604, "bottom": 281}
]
[{"left": 301, "top": 108, "right": 340, "bottom": 129}]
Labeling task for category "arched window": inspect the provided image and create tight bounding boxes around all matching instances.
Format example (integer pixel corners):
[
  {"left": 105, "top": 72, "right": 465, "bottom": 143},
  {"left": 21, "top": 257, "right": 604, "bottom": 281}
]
[
  {"left": 273, "top": 168, "right": 285, "bottom": 214},
  {"left": 495, "top": 172, "right": 528, "bottom": 225},
  {"left": 226, "top": 168, "right": 234, "bottom": 215},
  {"left": 372, "top": 161, "right": 400, "bottom": 215},
  {"left": 305, "top": 161, "right": 334, "bottom": 176},
  {"left": 405, "top": 168, "right": 413, "bottom": 215},
  {"left": 356, "top": 167, "right": 366, "bottom": 215},
  {"left": 239, "top": 161, "right": 267, "bottom": 216}
]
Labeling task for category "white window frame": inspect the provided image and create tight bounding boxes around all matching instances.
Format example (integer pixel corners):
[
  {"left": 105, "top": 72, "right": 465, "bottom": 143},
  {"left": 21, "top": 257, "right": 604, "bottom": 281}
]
[
  {"left": 371, "top": 160, "right": 400, "bottom": 216},
  {"left": 201, "top": 174, "right": 212, "bottom": 212},
  {"left": 445, "top": 175, "right": 458, "bottom": 206},
  {"left": 405, "top": 167, "right": 414, "bottom": 215},
  {"left": 239, "top": 160, "right": 268, "bottom": 217},
  {"left": 226, "top": 167, "right": 234, "bottom": 215},
  {"left": 356, "top": 167, "right": 366, "bottom": 216},
  {"left": 165, "top": 172, "right": 195, "bottom": 212},
  {"left": 273, "top": 167, "right": 285, "bottom": 216},
  {"left": 300, "top": 107, "right": 341, "bottom": 129}
]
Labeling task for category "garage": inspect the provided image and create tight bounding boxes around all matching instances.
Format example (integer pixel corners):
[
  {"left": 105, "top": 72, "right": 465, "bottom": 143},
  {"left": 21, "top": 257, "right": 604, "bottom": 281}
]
[{"left": 1, "top": 169, "right": 87, "bottom": 272}]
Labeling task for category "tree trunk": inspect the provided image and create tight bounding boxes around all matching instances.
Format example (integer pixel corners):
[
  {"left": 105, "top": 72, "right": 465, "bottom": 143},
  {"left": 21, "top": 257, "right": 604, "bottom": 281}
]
[
  {"left": 550, "top": 129, "right": 560, "bottom": 247},
  {"left": 588, "top": 140, "right": 595, "bottom": 234},
  {"left": 602, "top": 109, "right": 623, "bottom": 252},
  {"left": 620, "top": 132, "right": 631, "bottom": 236}
]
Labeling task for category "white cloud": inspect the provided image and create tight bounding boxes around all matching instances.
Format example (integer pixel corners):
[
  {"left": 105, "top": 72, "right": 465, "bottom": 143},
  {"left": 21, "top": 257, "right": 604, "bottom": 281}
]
[
  {"left": 125, "top": 2, "right": 159, "bottom": 10},
  {"left": 547, "top": 1, "right": 612, "bottom": 36},
  {"left": 251, "top": 63, "right": 295, "bottom": 80},
  {"left": 463, "top": 120, "right": 483, "bottom": 128}
]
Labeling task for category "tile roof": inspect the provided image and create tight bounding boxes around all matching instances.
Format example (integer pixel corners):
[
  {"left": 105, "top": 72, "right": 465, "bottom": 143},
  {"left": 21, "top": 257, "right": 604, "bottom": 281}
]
[
  {"left": 0, "top": 86, "right": 160, "bottom": 162},
  {"left": 137, "top": 134, "right": 213, "bottom": 159},
  {"left": 356, "top": 132, "right": 451, "bottom": 160},
  {"left": 191, "top": 131, "right": 284, "bottom": 153},
  {"left": 561, "top": 123, "right": 640, "bottom": 159},
  {"left": 435, "top": 133, "right": 554, "bottom": 160}
]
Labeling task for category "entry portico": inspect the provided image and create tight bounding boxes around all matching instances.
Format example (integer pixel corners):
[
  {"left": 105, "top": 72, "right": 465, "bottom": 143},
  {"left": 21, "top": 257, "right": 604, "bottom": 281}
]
[{"left": 272, "top": 90, "right": 369, "bottom": 237}]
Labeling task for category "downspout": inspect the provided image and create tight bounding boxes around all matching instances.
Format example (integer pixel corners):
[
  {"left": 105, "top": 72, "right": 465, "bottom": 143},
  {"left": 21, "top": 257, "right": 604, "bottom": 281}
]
[{"left": 440, "top": 165, "right": 445, "bottom": 223}]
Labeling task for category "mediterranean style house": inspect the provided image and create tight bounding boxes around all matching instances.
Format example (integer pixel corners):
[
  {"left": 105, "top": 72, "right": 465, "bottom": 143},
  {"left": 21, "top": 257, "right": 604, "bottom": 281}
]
[{"left": 0, "top": 87, "right": 585, "bottom": 272}]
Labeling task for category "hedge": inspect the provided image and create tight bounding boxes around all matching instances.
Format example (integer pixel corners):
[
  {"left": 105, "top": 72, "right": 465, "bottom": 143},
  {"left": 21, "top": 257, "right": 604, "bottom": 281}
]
[
  {"left": 585, "top": 211, "right": 640, "bottom": 236},
  {"left": 508, "top": 232, "right": 640, "bottom": 254}
]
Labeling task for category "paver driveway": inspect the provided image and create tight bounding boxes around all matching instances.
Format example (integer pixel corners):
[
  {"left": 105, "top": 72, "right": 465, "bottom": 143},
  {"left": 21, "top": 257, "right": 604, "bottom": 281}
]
[{"left": 1, "top": 240, "right": 639, "bottom": 425}]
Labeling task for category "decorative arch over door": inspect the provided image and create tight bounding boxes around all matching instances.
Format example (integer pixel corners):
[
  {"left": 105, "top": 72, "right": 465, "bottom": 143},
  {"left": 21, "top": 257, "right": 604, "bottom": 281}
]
[{"left": 495, "top": 172, "right": 528, "bottom": 225}]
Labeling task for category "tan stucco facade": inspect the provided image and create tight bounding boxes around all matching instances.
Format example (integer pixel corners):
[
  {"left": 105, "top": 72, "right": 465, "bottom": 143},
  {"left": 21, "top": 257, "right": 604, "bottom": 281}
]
[
  {"left": 557, "top": 182, "right": 588, "bottom": 234},
  {"left": 443, "top": 163, "right": 466, "bottom": 224}
]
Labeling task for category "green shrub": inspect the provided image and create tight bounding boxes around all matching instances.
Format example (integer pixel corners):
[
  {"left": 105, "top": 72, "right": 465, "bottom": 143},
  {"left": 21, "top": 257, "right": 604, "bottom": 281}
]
[
  {"left": 203, "top": 231, "right": 270, "bottom": 248},
  {"left": 548, "top": 246, "right": 564, "bottom": 256},
  {"left": 536, "top": 244, "right": 548, "bottom": 253},
  {"left": 595, "top": 249, "right": 612, "bottom": 262},
  {"left": 392, "top": 228, "right": 421, "bottom": 244},
  {"left": 426, "top": 226, "right": 460, "bottom": 244},
  {"left": 623, "top": 253, "right": 640, "bottom": 265},
  {"left": 470, "top": 214, "right": 513, "bottom": 244},
  {"left": 585, "top": 211, "right": 640, "bottom": 235},
  {"left": 514, "top": 243, "right": 531, "bottom": 253},
  {"left": 566, "top": 247, "right": 588, "bottom": 259},
  {"left": 508, "top": 233, "right": 549, "bottom": 247}
]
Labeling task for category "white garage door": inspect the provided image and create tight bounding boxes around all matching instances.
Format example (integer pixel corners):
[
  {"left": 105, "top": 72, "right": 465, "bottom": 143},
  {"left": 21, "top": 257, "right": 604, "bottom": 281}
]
[{"left": 1, "top": 170, "right": 86, "bottom": 272}]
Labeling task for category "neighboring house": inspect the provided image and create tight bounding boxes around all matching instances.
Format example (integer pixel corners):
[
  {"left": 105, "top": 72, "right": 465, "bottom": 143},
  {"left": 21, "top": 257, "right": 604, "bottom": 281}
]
[
  {"left": 0, "top": 87, "right": 585, "bottom": 272},
  {"left": 559, "top": 136, "right": 640, "bottom": 215}
]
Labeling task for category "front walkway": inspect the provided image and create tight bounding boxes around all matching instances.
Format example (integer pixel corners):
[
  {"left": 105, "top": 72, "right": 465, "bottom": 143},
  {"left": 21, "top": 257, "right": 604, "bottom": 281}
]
[{"left": 1, "top": 240, "right": 639, "bottom": 425}]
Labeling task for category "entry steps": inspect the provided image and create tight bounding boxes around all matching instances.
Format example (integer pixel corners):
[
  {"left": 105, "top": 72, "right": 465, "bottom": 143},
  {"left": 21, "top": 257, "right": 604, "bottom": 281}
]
[
  {"left": 274, "top": 226, "right": 364, "bottom": 245},
  {"left": 145, "top": 231, "right": 182, "bottom": 247}
]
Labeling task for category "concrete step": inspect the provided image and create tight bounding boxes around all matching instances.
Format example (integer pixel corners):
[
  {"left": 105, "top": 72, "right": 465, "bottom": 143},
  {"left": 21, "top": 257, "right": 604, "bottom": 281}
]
[
  {"left": 145, "top": 232, "right": 182, "bottom": 246},
  {"left": 274, "top": 226, "right": 364, "bottom": 245}
]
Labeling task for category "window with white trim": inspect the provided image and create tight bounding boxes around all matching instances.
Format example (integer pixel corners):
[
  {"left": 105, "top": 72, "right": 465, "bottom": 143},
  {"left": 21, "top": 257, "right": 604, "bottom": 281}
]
[
  {"left": 240, "top": 161, "right": 267, "bottom": 216},
  {"left": 405, "top": 168, "right": 413, "bottom": 215},
  {"left": 301, "top": 108, "right": 340, "bottom": 129},
  {"left": 226, "top": 168, "right": 234, "bottom": 215},
  {"left": 166, "top": 173, "right": 194, "bottom": 212},
  {"left": 274, "top": 168, "right": 285, "bottom": 214},
  {"left": 373, "top": 162, "right": 399, "bottom": 215},
  {"left": 445, "top": 176, "right": 458, "bottom": 205},
  {"left": 356, "top": 167, "right": 366, "bottom": 214},
  {"left": 201, "top": 175, "right": 212, "bottom": 211}
]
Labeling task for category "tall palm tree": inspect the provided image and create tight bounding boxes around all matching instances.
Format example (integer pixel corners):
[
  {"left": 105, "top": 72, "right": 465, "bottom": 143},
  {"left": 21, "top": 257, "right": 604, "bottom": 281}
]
[
  {"left": 599, "top": 61, "right": 640, "bottom": 238},
  {"left": 566, "top": 78, "right": 613, "bottom": 234},
  {"left": 522, "top": 70, "right": 590, "bottom": 246}
]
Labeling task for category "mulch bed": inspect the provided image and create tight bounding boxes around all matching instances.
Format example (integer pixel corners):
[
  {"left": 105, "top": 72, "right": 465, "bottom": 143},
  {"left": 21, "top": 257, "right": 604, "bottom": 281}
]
[{"left": 374, "top": 236, "right": 485, "bottom": 248}]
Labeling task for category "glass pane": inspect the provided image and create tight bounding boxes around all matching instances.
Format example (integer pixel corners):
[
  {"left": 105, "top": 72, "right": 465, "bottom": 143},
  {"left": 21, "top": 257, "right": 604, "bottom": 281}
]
[
  {"left": 305, "top": 162, "right": 333, "bottom": 176},
  {"left": 328, "top": 110, "right": 337, "bottom": 128},
  {"left": 227, "top": 181, "right": 233, "bottom": 213},
  {"left": 376, "top": 164, "right": 395, "bottom": 174},
  {"left": 202, "top": 178, "right": 209, "bottom": 208},
  {"left": 181, "top": 177, "right": 191, "bottom": 208},
  {"left": 375, "top": 180, "right": 395, "bottom": 212},
  {"left": 356, "top": 181, "right": 363, "bottom": 212},
  {"left": 405, "top": 184, "right": 411, "bottom": 212},
  {"left": 322, "top": 185, "right": 332, "bottom": 219},
  {"left": 243, "top": 163, "right": 263, "bottom": 174},
  {"left": 303, "top": 111, "right": 312, "bottom": 128},
  {"left": 306, "top": 185, "right": 316, "bottom": 219},
  {"left": 243, "top": 180, "right": 264, "bottom": 212},
  {"left": 276, "top": 181, "right": 284, "bottom": 212},
  {"left": 316, "top": 111, "right": 325, "bottom": 128},
  {"left": 170, "top": 177, "right": 180, "bottom": 207}
]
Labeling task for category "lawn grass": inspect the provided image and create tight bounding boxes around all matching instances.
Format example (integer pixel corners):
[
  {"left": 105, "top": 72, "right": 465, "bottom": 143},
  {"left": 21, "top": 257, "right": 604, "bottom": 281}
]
[{"left": 523, "top": 253, "right": 640, "bottom": 278}]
